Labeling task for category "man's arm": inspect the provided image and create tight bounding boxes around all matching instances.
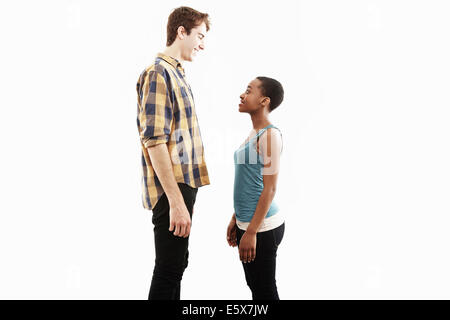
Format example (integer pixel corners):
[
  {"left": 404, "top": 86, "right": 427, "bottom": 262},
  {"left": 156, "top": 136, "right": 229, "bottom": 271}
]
[
  {"left": 138, "top": 69, "right": 191, "bottom": 238},
  {"left": 148, "top": 144, "right": 192, "bottom": 238}
]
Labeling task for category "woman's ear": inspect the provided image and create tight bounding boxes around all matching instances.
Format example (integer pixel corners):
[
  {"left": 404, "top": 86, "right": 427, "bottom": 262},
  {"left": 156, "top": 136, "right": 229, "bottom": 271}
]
[{"left": 261, "top": 97, "right": 271, "bottom": 109}]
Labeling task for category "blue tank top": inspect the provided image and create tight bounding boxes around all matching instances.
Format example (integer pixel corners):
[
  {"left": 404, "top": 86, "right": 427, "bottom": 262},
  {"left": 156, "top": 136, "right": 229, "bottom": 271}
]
[{"left": 233, "top": 124, "right": 281, "bottom": 223}]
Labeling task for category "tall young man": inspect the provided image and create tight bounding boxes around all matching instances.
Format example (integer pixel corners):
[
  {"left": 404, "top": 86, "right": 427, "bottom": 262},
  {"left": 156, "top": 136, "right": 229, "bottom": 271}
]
[{"left": 136, "top": 7, "right": 210, "bottom": 300}]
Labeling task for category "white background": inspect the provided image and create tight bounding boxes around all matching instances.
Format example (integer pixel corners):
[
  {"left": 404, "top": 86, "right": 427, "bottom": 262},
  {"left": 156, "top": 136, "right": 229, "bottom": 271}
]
[{"left": 0, "top": 0, "right": 449, "bottom": 299}]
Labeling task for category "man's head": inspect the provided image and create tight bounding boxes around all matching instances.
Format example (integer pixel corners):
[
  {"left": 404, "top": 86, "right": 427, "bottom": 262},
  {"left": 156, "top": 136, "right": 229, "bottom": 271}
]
[
  {"left": 239, "top": 77, "right": 284, "bottom": 114},
  {"left": 166, "top": 7, "right": 210, "bottom": 62}
]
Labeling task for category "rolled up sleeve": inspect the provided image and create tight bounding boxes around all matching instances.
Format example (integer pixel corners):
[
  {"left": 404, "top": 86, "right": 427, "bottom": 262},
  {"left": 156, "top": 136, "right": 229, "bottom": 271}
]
[{"left": 138, "top": 70, "right": 173, "bottom": 148}]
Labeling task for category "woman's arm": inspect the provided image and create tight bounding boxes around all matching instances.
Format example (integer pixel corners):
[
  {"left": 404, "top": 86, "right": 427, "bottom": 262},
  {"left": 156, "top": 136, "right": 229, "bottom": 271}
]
[
  {"left": 238, "top": 128, "right": 283, "bottom": 263},
  {"left": 226, "top": 213, "right": 238, "bottom": 247}
]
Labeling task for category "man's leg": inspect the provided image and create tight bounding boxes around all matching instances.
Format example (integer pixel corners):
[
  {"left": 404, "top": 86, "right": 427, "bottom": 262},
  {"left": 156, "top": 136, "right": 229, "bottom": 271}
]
[
  {"left": 148, "top": 183, "right": 197, "bottom": 300},
  {"left": 172, "top": 249, "right": 188, "bottom": 300}
]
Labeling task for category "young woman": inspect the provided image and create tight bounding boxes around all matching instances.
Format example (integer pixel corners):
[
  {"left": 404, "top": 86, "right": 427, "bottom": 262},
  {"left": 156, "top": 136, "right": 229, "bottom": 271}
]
[{"left": 227, "top": 76, "right": 285, "bottom": 300}]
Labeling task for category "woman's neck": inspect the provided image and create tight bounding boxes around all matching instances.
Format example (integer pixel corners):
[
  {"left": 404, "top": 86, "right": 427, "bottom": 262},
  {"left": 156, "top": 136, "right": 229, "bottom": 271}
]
[{"left": 250, "top": 113, "right": 271, "bottom": 130}]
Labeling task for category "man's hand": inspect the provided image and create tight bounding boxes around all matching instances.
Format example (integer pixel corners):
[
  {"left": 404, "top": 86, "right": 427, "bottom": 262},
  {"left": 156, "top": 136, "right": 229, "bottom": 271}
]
[
  {"left": 147, "top": 144, "right": 192, "bottom": 238},
  {"left": 169, "top": 201, "right": 191, "bottom": 238},
  {"left": 227, "top": 214, "right": 237, "bottom": 247},
  {"left": 239, "top": 231, "right": 257, "bottom": 263}
]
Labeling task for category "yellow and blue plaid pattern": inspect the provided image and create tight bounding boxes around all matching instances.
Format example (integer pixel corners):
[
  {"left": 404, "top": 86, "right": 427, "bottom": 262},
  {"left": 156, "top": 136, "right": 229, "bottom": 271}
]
[{"left": 136, "top": 53, "right": 210, "bottom": 210}]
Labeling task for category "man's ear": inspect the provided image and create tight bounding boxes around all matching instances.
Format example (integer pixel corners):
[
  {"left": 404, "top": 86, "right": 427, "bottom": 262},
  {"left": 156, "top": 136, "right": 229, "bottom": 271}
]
[{"left": 177, "top": 26, "right": 187, "bottom": 40}]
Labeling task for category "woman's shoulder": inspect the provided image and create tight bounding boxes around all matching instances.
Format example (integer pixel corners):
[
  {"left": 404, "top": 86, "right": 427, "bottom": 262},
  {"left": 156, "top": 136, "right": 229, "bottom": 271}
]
[
  {"left": 259, "top": 126, "right": 283, "bottom": 142},
  {"left": 256, "top": 126, "right": 283, "bottom": 154}
]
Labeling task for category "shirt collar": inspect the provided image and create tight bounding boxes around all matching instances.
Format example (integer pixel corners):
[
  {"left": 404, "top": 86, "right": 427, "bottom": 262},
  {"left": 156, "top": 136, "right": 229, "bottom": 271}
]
[{"left": 156, "top": 53, "right": 184, "bottom": 72}]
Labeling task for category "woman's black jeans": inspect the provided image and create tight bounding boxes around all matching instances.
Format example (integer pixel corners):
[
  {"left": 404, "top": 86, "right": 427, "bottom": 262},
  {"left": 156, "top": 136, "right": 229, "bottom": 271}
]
[
  {"left": 236, "top": 222, "right": 285, "bottom": 300},
  {"left": 148, "top": 183, "right": 198, "bottom": 300}
]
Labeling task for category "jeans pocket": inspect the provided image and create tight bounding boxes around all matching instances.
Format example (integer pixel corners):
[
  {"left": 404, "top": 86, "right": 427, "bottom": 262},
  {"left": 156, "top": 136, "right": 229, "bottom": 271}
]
[
  {"left": 271, "top": 229, "right": 279, "bottom": 249},
  {"left": 273, "top": 223, "right": 285, "bottom": 247},
  {"left": 152, "top": 193, "right": 169, "bottom": 225}
]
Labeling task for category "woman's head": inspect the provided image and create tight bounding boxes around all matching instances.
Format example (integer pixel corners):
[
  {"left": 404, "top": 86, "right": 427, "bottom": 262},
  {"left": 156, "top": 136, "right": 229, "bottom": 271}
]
[{"left": 239, "top": 77, "right": 284, "bottom": 114}]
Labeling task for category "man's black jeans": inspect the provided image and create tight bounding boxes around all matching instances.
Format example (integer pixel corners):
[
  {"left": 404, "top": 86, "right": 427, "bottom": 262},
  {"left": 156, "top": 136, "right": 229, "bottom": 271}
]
[
  {"left": 236, "top": 222, "right": 285, "bottom": 300},
  {"left": 148, "top": 183, "right": 198, "bottom": 300}
]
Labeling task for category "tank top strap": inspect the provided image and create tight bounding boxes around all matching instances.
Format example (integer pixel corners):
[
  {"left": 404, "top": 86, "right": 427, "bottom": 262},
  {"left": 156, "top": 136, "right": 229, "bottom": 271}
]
[
  {"left": 255, "top": 124, "right": 276, "bottom": 138},
  {"left": 255, "top": 124, "right": 283, "bottom": 154}
]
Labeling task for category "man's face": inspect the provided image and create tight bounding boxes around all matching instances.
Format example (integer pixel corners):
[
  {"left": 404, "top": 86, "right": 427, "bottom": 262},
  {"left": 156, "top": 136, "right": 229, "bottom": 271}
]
[
  {"left": 239, "top": 79, "right": 265, "bottom": 114},
  {"left": 181, "top": 22, "right": 207, "bottom": 62}
]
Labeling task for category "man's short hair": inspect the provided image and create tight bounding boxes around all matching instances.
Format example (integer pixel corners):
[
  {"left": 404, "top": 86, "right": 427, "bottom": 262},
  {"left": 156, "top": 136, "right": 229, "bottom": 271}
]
[
  {"left": 256, "top": 77, "right": 284, "bottom": 112},
  {"left": 166, "top": 7, "right": 210, "bottom": 46}
]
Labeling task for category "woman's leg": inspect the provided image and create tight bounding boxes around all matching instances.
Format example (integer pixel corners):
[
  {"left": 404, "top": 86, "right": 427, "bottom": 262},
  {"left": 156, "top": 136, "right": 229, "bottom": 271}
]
[{"left": 236, "top": 223, "right": 285, "bottom": 300}]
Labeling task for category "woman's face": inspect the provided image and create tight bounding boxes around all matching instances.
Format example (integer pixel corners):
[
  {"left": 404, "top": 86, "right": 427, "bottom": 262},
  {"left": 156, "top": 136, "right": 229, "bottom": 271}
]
[{"left": 239, "top": 79, "right": 265, "bottom": 113}]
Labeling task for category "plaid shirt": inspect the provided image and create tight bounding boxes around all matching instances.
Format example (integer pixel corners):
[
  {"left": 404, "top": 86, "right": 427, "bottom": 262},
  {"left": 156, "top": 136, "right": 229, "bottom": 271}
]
[{"left": 136, "top": 53, "right": 210, "bottom": 210}]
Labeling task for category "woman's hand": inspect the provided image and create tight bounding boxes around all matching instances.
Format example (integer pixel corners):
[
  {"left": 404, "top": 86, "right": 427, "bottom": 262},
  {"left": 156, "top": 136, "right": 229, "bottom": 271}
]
[
  {"left": 239, "top": 231, "right": 257, "bottom": 263},
  {"left": 227, "top": 214, "right": 237, "bottom": 247}
]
